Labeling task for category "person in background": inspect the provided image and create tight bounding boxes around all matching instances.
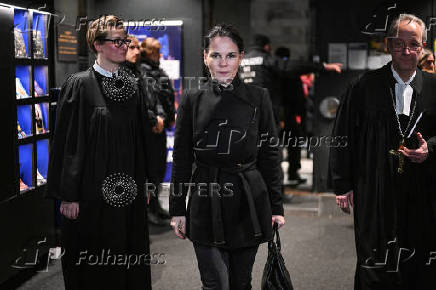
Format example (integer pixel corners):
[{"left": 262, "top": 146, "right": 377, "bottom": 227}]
[
  {"left": 330, "top": 13, "right": 436, "bottom": 289},
  {"left": 241, "top": 35, "right": 342, "bottom": 187},
  {"left": 125, "top": 35, "right": 141, "bottom": 65},
  {"left": 170, "top": 24, "right": 285, "bottom": 289},
  {"left": 418, "top": 48, "right": 435, "bottom": 73},
  {"left": 275, "top": 47, "right": 307, "bottom": 185},
  {"left": 140, "top": 37, "right": 175, "bottom": 226},
  {"left": 46, "top": 15, "right": 151, "bottom": 290},
  {"left": 125, "top": 35, "right": 168, "bottom": 217},
  {"left": 240, "top": 34, "right": 342, "bottom": 129}
]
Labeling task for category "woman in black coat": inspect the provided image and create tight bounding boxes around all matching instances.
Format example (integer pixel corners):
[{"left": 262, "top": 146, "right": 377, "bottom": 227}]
[{"left": 169, "top": 24, "right": 285, "bottom": 289}]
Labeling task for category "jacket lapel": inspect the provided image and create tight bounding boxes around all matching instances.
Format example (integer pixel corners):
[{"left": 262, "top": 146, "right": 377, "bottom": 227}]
[{"left": 194, "top": 82, "right": 222, "bottom": 135}]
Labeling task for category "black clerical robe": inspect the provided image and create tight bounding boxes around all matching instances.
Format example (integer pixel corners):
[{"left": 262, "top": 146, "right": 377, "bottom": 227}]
[
  {"left": 330, "top": 63, "right": 436, "bottom": 289},
  {"left": 46, "top": 68, "right": 151, "bottom": 290}
]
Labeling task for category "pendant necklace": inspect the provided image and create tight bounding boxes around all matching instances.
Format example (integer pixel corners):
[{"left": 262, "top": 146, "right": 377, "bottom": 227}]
[{"left": 101, "top": 66, "right": 137, "bottom": 103}]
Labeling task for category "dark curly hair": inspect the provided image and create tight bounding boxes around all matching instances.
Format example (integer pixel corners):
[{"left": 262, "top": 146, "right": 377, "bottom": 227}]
[{"left": 204, "top": 24, "right": 244, "bottom": 53}]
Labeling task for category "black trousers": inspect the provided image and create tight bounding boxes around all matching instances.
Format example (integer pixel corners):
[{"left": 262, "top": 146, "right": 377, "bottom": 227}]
[{"left": 193, "top": 243, "right": 259, "bottom": 290}]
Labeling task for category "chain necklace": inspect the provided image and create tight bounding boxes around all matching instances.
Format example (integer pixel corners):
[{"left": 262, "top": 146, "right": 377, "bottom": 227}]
[
  {"left": 388, "top": 86, "right": 417, "bottom": 174},
  {"left": 388, "top": 87, "right": 417, "bottom": 140}
]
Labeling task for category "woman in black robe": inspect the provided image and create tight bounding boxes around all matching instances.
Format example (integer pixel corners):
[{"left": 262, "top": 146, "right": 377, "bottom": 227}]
[
  {"left": 46, "top": 15, "right": 151, "bottom": 290},
  {"left": 169, "top": 24, "right": 285, "bottom": 289}
]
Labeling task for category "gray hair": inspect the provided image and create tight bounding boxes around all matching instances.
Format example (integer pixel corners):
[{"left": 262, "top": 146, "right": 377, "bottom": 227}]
[{"left": 387, "top": 14, "right": 427, "bottom": 43}]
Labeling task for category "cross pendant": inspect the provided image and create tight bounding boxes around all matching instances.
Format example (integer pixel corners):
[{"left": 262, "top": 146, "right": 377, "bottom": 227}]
[{"left": 389, "top": 139, "right": 405, "bottom": 174}]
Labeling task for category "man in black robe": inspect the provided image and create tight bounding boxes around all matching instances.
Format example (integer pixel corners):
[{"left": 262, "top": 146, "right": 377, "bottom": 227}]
[
  {"left": 330, "top": 14, "right": 436, "bottom": 289},
  {"left": 46, "top": 15, "right": 151, "bottom": 290}
]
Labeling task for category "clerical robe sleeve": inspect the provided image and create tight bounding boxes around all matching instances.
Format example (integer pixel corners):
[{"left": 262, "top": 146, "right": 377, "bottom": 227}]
[
  {"left": 45, "top": 75, "right": 87, "bottom": 202},
  {"left": 169, "top": 90, "right": 194, "bottom": 216},
  {"left": 329, "top": 82, "right": 358, "bottom": 196},
  {"left": 257, "top": 88, "right": 284, "bottom": 216}
]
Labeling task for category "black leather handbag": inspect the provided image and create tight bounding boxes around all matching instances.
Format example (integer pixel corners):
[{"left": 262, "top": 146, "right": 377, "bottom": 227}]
[{"left": 261, "top": 223, "right": 294, "bottom": 290}]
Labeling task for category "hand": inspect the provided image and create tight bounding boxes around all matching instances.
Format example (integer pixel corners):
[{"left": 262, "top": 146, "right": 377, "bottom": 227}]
[
  {"left": 336, "top": 190, "right": 353, "bottom": 214},
  {"left": 323, "top": 63, "right": 343, "bottom": 73},
  {"left": 170, "top": 216, "right": 186, "bottom": 239},
  {"left": 279, "top": 121, "right": 285, "bottom": 129},
  {"left": 60, "top": 201, "right": 79, "bottom": 220},
  {"left": 399, "top": 132, "right": 428, "bottom": 163},
  {"left": 152, "top": 116, "right": 164, "bottom": 133},
  {"left": 272, "top": 215, "right": 285, "bottom": 229}
]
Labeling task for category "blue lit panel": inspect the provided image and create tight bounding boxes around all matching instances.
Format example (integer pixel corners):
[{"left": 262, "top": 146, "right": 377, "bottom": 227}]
[
  {"left": 34, "top": 66, "right": 48, "bottom": 96},
  {"left": 19, "top": 144, "right": 33, "bottom": 190},
  {"left": 35, "top": 103, "right": 49, "bottom": 134},
  {"left": 14, "top": 9, "right": 29, "bottom": 58},
  {"left": 37, "top": 139, "right": 48, "bottom": 186},
  {"left": 16, "top": 65, "right": 31, "bottom": 99},
  {"left": 17, "top": 105, "right": 32, "bottom": 138},
  {"left": 32, "top": 13, "right": 47, "bottom": 58}
]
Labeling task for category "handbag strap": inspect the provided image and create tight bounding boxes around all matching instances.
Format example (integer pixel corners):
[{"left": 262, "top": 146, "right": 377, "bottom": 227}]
[{"left": 272, "top": 223, "right": 281, "bottom": 251}]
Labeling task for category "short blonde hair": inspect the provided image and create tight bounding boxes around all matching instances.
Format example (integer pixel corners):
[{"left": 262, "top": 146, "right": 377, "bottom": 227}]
[{"left": 86, "top": 15, "right": 125, "bottom": 54}]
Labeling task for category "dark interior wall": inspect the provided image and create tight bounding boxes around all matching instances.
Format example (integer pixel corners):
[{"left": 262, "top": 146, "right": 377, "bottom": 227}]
[
  {"left": 89, "top": 0, "right": 204, "bottom": 79},
  {"left": 315, "top": 0, "right": 436, "bottom": 61},
  {"left": 53, "top": 0, "right": 79, "bottom": 86},
  {"left": 210, "top": 0, "right": 251, "bottom": 47}
]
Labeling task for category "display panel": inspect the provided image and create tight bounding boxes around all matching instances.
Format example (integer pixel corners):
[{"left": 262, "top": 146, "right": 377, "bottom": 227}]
[
  {"left": 16, "top": 65, "right": 31, "bottom": 99},
  {"left": 19, "top": 144, "right": 33, "bottom": 191},
  {"left": 126, "top": 21, "right": 183, "bottom": 182},
  {"left": 17, "top": 105, "right": 32, "bottom": 138},
  {"left": 32, "top": 13, "right": 47, "bottom": 59},
  {"left": 35, "top": 103, "right": 49, "bottom": 134},
  {"left": 34, "top": 66, "right": 48, "bottom": 96},
  {"left": 12, "top": 7, "right": 51, "bottom": 194},
  {"left": 126, "top": 21, "right": 183, "bottom": 104},
  {"left": 14, "top": 9, "right": 29, "bottom": 58},
  {"left": 36, "top": 139, "right": 48, "bottom": 186}
]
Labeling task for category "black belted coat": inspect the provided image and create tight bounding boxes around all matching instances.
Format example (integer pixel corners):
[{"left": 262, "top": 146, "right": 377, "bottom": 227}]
[{"left": 169, "top": 77, "right": 284, "bottom": 249}]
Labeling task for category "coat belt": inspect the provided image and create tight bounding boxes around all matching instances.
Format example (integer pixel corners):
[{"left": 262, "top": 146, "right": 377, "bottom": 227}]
[{"left": 195, "top": 160, "right": 262, "bottom": 245}]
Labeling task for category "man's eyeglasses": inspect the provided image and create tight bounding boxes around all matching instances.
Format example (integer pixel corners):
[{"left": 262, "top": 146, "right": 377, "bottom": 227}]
[
  {"left": 99, "top": 38, "right": 132, "bottom": 48},
  {"left": 389, "top": 38, "right": 423, "bottom": 52}
]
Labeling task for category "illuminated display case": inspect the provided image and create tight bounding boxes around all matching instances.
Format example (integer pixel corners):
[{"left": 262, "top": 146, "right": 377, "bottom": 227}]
[
  {"left": 0, "top": 3, "right": 55, "bottom": 285},
  {"left": 14, "top": 8, "right": 50, "bottom": 194}
]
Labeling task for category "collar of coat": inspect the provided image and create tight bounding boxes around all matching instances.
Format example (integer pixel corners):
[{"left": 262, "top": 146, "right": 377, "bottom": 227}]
[
  {"left": 382, "top": 61, "right": 423, "bottom": 94},
  {"left": 204, "top": 76, "right": 256, "bottom": 107},
  {"left": 193, "top": 76, "right": 258, "bottom": 135}
]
